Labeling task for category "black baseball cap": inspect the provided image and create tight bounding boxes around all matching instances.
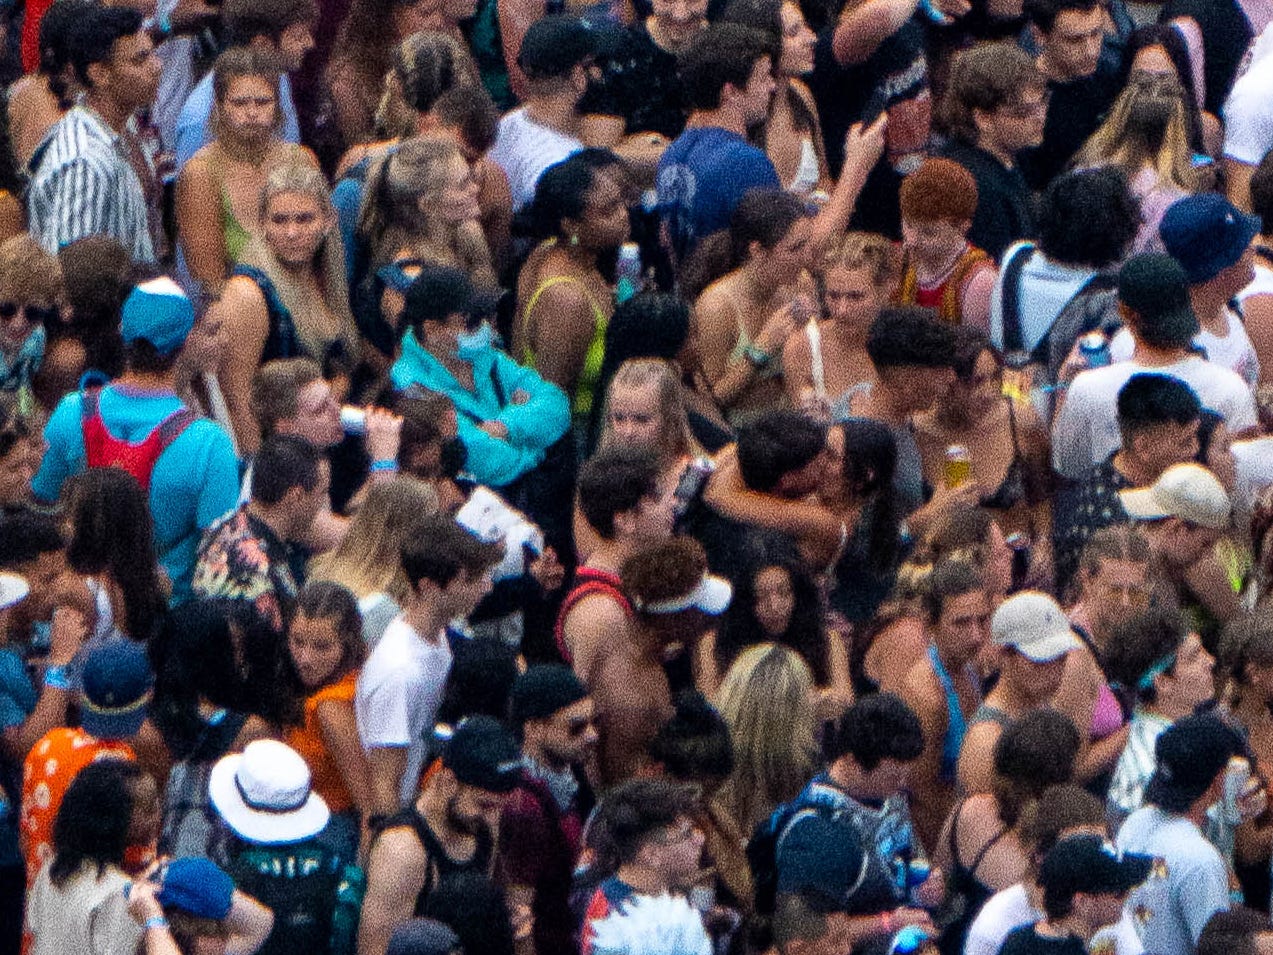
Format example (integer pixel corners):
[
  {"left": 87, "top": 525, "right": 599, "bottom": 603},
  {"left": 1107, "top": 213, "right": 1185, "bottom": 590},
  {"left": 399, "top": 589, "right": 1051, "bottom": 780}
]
[
  {"left": 402, "top": 264, "right": 500, "bottom": 329},
  {"left": 1117, "top": 254, "right": 1200, "bottom": 345},
  {"left": 438, "top": 716, "right": 522, "bottom": 794},
  {"left": 1040, "top": 834, "right": 1152, "bottom": 901},
  {"left": 1144, "top": 711, "right": 1243, "bottom": 812},
  {"left": 517, "top": 15, "right": 594, "bottom": 81}
]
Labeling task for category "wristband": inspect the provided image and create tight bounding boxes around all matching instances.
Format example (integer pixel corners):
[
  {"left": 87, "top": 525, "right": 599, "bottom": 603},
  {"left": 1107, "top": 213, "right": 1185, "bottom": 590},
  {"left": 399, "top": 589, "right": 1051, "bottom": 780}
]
[
  {"left": 144, "top": 917, "right": 169, "bottom": 932},
  {"left": 369, "top": 459, "right": 399, "bottom": 473},
  {"left": 44, "top": 665, "right": 71, "bottom": 691},
  {"left": 743, "top": 343, "right": 772, "bottom": 369}
]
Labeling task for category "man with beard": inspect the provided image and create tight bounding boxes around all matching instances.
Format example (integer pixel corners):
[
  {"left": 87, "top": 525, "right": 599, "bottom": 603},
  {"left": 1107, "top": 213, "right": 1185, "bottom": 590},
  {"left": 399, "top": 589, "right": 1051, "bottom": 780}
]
[
  {"left": 357, "top": 716, "right": 522, "bottom": 955},
  {"left": 498, "top": 665, "right": 599, "bottom": 955}
]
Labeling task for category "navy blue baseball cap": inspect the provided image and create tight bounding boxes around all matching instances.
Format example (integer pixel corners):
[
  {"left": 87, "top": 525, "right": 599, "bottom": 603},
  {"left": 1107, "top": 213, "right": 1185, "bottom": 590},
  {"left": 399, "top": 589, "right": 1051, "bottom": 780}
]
[{"left": 1160, "top": 194, "right": 1260, "bottom": 285}]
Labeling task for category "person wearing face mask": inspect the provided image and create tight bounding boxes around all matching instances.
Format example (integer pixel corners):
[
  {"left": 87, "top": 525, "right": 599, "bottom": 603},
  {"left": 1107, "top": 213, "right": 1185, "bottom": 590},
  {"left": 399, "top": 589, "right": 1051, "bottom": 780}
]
[{"left": 391, "top": 264, "right": 570, "bottom": 494}]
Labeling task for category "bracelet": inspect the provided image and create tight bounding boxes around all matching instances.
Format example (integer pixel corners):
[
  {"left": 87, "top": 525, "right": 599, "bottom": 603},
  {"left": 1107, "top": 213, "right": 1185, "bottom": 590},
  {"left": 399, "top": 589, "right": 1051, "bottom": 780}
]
[
  {"left": 144, "top": 917, "right": 169, "bottom": 932},
  {"left": 743, "top": 343, "right": 772, "bottom": 369},
  {"left": 44, "top": 665, "right": 71, "bottom": 691},
  {"left": 369, "top": 459, "right": 399, "bottom": 473}
]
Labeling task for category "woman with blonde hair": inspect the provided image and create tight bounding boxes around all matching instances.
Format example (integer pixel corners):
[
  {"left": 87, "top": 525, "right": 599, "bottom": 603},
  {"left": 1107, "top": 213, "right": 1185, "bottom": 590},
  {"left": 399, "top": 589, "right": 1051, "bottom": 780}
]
[
  {"left": 176, "top": 47, "right": 318, "bottom": 301},
  {"left": 308, "top": 476, "right": 439, "bottom": 647},
  {"left": 358, "top": 134, "right": 495, "bottom": 286},
  {"left": 782, "top": 231, "right": 894, "bottom": 419},
  {"left": 1073, "top": 71, "right": 1200, "bottom": 254},
  {"left": 713, "top": 642, "right": 818, "bottom": 835},
  {"left": 210, "top": 162, "right": 360, "bottom": 451}
]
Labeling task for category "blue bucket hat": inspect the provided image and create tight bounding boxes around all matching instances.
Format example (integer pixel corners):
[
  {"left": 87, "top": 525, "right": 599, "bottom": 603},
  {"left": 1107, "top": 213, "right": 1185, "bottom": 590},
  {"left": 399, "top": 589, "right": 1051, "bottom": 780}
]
[{"left": 1159, "top": 194, "right": 1260, "bottom": 285}]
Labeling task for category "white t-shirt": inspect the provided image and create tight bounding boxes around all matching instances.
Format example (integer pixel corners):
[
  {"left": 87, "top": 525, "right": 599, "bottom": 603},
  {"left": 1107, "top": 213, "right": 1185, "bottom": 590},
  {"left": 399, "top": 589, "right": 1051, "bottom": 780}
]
[
  {"left": 966, "top": 883, "right": 1040, "bottom": 955},
  {"left": 1109, "top": 309, "right": 1260, "bottom": 388},
  {"left": 1116, "top": 807, "right": 1230, "bottom": 955},
  {"left": 488, "top": 109, "right": 584, "bottom": 212},
  {"left": 355, "top": 614, "right": 453, "bottom": 806},
  {"left": 1222, "top": 23, "right": 1273, "bottom": 166},
  {"left": 1051, "top": 356, "right": 1258, "bottom": 479}
]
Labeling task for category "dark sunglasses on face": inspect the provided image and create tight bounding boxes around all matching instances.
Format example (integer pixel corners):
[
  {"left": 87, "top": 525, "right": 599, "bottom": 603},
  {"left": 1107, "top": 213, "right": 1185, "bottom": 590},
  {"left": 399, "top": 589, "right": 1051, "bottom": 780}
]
[{"left": 0, "top": 302, "right": 59, "bottom": 325}]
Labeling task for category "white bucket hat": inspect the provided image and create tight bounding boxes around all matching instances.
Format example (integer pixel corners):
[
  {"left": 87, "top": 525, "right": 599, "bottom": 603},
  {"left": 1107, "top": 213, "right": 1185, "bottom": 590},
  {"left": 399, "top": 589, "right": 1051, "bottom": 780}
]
[{"left": 209, "top": 739, "right": 330, "bottom": 844}]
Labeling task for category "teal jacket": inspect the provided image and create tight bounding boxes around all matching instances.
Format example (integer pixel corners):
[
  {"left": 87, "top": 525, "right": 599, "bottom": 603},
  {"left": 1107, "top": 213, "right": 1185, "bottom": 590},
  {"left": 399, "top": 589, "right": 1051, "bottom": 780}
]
[{"left": 391, "top": 331, "right": 570, "bottom": 487}]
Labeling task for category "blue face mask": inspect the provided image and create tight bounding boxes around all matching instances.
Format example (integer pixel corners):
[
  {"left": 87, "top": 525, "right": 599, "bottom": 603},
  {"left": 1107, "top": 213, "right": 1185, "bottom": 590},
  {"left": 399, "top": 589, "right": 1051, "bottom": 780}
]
[{"left": 456, "top": 322, "right": 492, "bottom": 359}]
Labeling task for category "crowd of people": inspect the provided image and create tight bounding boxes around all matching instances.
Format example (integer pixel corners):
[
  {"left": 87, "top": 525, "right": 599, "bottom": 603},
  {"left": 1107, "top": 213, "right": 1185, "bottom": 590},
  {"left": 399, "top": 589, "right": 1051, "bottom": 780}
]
[{"left": 6, "top": 0, "right": 1273, "bottom": 950}]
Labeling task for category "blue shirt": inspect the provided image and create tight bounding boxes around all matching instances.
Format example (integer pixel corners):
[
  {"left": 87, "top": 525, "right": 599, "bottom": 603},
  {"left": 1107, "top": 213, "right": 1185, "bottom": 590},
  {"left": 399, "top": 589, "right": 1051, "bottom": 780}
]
[
  {"left": 656, "top": 126, "right": 779, "bottom": 264},
  {"left": 174, "top": 71, "right": 301, "bottom": 171},
  {"left": 33, "top": 386, "right": 241, "bottom": 603},
  {"left": 0, "top": 645, "right": 35, "bottom": 867}
]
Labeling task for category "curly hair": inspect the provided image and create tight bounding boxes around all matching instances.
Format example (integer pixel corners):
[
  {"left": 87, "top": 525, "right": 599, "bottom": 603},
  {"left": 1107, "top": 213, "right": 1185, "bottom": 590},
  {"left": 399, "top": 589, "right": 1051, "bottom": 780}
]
[
  {"left": 622, "top": 536, "right": 711, "bottom": 612},
  {"left": 1037, "top": 167, "right": 1140, "bottom": 268}
]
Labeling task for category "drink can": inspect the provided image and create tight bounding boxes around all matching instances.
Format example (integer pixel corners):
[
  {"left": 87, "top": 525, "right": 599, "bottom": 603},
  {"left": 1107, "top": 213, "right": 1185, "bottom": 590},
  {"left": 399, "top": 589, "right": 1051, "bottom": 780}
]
[
  {"left": 944, "top": 445, "right": 971, "bottom": 488},
  {"left": 1079, "top": 332, "right": 1110, "bottom": 368},
  {"left": 340, "top": 406, "right": 367, "bottom": 435}
]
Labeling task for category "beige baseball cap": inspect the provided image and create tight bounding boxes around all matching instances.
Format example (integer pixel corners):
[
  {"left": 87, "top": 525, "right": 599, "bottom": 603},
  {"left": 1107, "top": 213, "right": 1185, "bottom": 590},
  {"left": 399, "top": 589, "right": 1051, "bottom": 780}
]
[{"left": 1118, "top": 462, "right": 1231, "bottom": 529}]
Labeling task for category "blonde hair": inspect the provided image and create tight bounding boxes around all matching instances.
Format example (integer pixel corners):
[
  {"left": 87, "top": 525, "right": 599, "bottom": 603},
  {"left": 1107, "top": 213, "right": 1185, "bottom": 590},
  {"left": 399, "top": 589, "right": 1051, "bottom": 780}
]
[
  {"left": 1074, "top": 71, "right": 1198, "bottom": 193},
  {"left": 599, "top": 359, "right": 701, "bottom": 465},
  {"left": 819, "top": 231, "right": 895, "bottom": 289},
  {"left": 309, "top": 477, "right": 440, "bottom": 598},
  {"left": 357, "top": 135, "right": 489, "bottom": 275},
  {"left": 240, "top": 162, "right": 359, "bottom": 365},
  {"left": 0, "top": 234, "right": 63, "bottom": 303},
  {"left": 713, "top": 643, "right": 817, "bottom": 833}
]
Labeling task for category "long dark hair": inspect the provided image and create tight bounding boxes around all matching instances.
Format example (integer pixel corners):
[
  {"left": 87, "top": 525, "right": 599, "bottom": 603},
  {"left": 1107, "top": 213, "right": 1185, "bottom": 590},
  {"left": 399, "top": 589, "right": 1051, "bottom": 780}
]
[
  {"left": 679, "top": 188, "right": 808, "bottom": 300},
  {"left": 50, "top": 760, "right": 145, "bottom": 886},
  {"left": 280, "top": 581, "right": 365, "bottom": 725},
  {"left": 1126, "top": 24, "right": 1208, "bottom": 153},
  {"left": 150, "top": 600, "right": 253, "bottom": 759},
  {"left": 66, "top": 467, "right": 166, "bottom": 641},
  {"left": 717, "top": 535, "right": 830, "bottom": 685},
  {"left": 841, "top": 418, "right": 900, "bottom": 569}
]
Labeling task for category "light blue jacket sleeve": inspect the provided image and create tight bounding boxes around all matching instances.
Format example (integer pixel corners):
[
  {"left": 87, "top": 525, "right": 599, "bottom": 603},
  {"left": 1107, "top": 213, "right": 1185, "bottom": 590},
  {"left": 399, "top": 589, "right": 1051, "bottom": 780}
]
[
  {"left": 456, "top": 414, "right": 544, "bottom": 487},
  {"left": 32, "top": 392, "right": 83, "bottom": 503},
  {"left": 490, "top": 351, "right": 570, "bottom": 451}
]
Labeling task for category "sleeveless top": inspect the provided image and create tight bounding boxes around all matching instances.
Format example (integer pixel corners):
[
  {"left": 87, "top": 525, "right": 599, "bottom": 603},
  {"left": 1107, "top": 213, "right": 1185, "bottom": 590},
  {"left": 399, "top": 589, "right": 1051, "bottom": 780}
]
[
  {"left": 231, "top": 264, "right": 350, "bottom": 375},
  {"left": 553, "top": 568, "right": 633, "bottom": 666},
  {"left": 928, "top": 644, "right": 974, "bottom": 783},
  {"left": 805, "top": 320, "right": 874, "bottom": 420},
  {"left": 522, "top": 271, "right": 609, "bottom": 418},
  {"left": 895, "top": 245, "right": 992, "bottom": 324},
  {"left": 978, "top": 400, "right": 1031, "bottom": 511},
  {"left": 938, "top": 799, "right": 1009, "bottom": 955},
  {"left": 206, "top": 144, "right": 303, "bottom": 268},
  {"left": 383, "top": 804, "right": 494, "bottom": 915},
  {"left": 787, "top": 138, "right": 821, "bottom": 196},
  {"left": 285, "top": 671, "right": 359, "bottom": 813}
]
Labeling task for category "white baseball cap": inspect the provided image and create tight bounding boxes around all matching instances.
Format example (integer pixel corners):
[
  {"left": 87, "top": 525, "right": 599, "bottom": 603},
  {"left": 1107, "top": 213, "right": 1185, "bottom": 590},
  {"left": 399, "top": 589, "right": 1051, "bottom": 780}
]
[
  {"left": 635, "top": 573, "right": 733, "bottom": 616},
  {"left": 1118, "top": 462, "right": 1231, "bottom": 529},
  {"left": 991, "top": 591, "right": 1081, "bottom": 662}
]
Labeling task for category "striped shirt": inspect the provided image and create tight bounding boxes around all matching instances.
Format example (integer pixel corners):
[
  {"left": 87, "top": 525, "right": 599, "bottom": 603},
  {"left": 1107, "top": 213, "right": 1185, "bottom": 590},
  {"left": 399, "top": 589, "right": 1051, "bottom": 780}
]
[{"left": 26, "top": 105, "right": 156, "bottom": 264}]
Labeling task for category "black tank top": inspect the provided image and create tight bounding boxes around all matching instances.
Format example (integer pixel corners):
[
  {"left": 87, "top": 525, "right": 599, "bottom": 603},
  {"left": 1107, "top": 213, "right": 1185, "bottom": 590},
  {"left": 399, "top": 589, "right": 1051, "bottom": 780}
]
[{"left": 383, "top": 805, "right": 494, "bottom": 915}]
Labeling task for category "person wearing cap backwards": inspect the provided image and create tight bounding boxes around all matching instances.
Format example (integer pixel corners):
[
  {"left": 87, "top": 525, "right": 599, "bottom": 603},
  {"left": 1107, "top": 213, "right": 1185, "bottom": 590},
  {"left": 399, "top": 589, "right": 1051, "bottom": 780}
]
[
  {"left": 1052, "top": 254, "right": 1258, "bottom": 481},
  {"left": 358, "top": 716, "right": 521, "bottom": 955},
  {"left": 498, "top": 664, "right": 598, "bottom": 955},
  {"left": 125, "top": 856, "right": 274, "bottom": 955},
  {"left": 1102, "top": 605, "right": 1217, "bottom": 830},
  {"left": 1129, "top": 194, "right": 1261, "bottom": 387},
  {"left": 957, "top": 592, "right": 1081, "bottom": 794},
  {"left": 32, "top": 278, "right": 240, "bottom": 603},
  {"left": 999, "top": 833, "right": 1153, "bottom": 955},
  {"left": 20, "top": 638, "right": 155, "bottom": 888},
  {"left": 208, "top": 738, "right": 346, "bottom": 955},
  {"left": 770, "top": 694, "right": 938, "bottom": 950},
  {"left": 592, "top": 536, "right": 731, "bottom": 785},
  {"left": 1116, "top": 712, "right": 1249, "bottom": 955},
  {"left": 390, "top": 264, "right": 570, "bottom": 493},
  {"left": 487, "top": 15, "right": 589, "bottom": 213},
  {"left": 1118, "top": 461, "right": 1237, "bottom": 650}
]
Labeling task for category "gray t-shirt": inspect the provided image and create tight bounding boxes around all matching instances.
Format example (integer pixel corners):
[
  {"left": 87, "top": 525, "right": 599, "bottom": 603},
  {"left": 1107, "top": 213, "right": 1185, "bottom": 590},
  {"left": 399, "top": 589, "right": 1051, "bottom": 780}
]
[{"left": 1116, "top": 806, "right": 1230, "bottom": 955}]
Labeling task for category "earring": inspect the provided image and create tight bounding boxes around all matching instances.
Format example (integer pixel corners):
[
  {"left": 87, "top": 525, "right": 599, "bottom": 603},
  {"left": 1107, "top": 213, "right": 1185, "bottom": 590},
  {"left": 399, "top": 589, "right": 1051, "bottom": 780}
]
[{"left": 569, "top": 233, "right": 580, "bottom": 247}]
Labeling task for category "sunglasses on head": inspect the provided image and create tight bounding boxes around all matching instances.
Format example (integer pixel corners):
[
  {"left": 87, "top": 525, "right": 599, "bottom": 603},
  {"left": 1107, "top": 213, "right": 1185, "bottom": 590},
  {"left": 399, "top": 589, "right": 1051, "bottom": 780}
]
[{"left": 0, "top": 302, "right": 59, "bottom": 325}]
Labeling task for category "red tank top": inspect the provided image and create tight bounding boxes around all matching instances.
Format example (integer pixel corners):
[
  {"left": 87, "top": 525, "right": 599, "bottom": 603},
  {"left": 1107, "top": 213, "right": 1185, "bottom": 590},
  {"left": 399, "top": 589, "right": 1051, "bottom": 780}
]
[{"left": 553, "top": 568, "right": 632, "bottom": 665}]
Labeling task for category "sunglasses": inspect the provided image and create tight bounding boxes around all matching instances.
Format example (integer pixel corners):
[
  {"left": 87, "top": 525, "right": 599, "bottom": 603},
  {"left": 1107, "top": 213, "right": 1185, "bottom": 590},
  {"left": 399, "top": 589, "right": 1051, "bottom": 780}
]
[{"left": 0, "top": 302, "right": 59, "bottom": 325}]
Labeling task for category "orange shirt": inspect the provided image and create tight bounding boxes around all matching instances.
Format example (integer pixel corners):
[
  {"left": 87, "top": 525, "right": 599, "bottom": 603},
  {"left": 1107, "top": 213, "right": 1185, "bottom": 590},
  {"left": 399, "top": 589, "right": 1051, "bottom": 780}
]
[
  {"left": 286, "top": 671, "right": 359, "bottom": 813},
  {"left": 21, "top": 728, "right": 134, "bottom": 886}
]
